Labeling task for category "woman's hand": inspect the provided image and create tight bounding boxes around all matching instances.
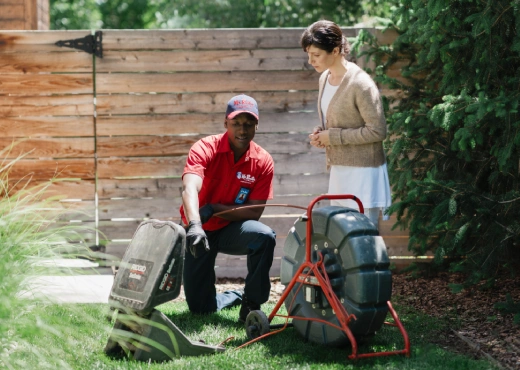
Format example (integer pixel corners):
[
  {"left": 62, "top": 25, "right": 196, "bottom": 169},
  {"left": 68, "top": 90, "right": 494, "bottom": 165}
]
[
  {"left": 309, "top": 128, "right": 330, "bottom": 148},
  {"left": 309, "top": 126, "right": 324, "bottom": 148},
  {"left": 309, "top": 134, "right": 324, "bottom": 148},
  {"left": 311, "top": 125, "right": 323, "bottom": 135}
]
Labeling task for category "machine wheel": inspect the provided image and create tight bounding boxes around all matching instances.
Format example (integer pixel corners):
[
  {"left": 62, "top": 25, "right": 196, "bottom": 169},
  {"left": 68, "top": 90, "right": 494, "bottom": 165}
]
[
  {"left": 245, "top": 310, "right": 270, "bottom": 339},
  {"left": 280, "top": 206, "right": 392, "bottom": 347}
]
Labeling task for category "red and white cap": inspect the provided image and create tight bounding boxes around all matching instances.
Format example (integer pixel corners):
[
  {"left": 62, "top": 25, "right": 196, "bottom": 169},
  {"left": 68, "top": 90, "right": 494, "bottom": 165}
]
[{"left": 225, "top": 94, "right": 259, "bottom": 120}]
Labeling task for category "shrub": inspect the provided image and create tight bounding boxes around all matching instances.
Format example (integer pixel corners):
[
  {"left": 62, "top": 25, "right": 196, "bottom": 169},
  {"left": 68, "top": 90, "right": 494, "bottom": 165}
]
[{"left": 354, "top": 0, "right": 520, "bottom": 282}]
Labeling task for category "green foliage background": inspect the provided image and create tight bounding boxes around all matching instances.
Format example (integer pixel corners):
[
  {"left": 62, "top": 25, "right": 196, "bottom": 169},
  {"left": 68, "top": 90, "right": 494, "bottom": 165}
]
[
  {"left": 356, "top": 0, "right": 520, "bottom": 281},
  {"left": 49, "top": 0, "right": 398, "bottom": 29}
]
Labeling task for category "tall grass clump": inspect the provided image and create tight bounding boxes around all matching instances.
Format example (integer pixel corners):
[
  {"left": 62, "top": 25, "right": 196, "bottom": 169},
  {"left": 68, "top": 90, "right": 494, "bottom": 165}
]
[{"left": 0, "top": 151, "right": 104, "bottom": 369}]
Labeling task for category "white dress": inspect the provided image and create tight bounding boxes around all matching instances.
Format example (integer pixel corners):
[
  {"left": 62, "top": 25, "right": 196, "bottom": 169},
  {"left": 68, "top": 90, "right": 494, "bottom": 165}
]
[{"left": 321, "top": 77, "right": 391, "bottom": 221}]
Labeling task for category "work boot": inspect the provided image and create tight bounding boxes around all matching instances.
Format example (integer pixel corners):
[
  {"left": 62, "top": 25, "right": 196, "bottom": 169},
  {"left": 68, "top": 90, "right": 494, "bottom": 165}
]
[{"left": 238, "top": 296, "right": 260, "bottom": 323}]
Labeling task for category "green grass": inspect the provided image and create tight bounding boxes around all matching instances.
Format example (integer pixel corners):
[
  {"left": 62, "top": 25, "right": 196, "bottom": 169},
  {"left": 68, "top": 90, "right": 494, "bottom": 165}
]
[
  {"left": 5, "top": 299, "right": 499, "bottom": 370},
  {"left": 0, "top": 150, "right": 96, "bottom": 370}
]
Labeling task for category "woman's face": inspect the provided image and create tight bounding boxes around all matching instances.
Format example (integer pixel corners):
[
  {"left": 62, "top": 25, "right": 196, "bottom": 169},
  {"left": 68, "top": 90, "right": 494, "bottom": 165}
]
[{"left": 306, "top": 44, "right": 338, "bottom": 73}]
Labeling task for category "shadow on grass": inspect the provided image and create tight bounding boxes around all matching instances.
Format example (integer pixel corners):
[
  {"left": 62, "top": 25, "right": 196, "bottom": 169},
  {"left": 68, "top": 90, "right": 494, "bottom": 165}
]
[
  {"left": 95, "top": 300, "right": 498, "bottom": 369},
  {"left": 159, "top": 304, "right": 411, "bottom": 367}
]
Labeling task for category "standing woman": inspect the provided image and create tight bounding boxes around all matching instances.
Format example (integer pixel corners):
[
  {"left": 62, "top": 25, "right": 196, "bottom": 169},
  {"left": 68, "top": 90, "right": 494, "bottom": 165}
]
[{"left": 302, "top": 20, "right": 391, "bottom": 228}]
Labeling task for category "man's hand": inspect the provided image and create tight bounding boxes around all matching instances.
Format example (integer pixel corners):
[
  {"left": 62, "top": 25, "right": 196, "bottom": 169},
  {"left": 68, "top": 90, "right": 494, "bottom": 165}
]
[
  {"left": 186, "top": 220, "right": 210, "bottom": 258},
  {"left": 199, "top": 204, "right": 215, "bottom": 224}
]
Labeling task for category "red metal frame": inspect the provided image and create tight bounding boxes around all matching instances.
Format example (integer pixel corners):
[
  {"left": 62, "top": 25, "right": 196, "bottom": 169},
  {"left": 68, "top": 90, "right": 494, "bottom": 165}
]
[{"left": 266, "top": 194, "right": 411, "bottom": 359}]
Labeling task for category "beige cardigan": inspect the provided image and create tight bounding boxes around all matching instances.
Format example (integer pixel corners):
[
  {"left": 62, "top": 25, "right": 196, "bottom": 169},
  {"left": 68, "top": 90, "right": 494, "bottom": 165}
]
[{"left": 317, "top": 61, "right": 387, "bottom": 168}]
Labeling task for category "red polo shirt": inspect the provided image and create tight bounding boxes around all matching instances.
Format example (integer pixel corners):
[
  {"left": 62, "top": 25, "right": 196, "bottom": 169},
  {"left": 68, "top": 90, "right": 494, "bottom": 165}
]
[{"left": 180, "top": 132, "right": 274, "bottom": 231}]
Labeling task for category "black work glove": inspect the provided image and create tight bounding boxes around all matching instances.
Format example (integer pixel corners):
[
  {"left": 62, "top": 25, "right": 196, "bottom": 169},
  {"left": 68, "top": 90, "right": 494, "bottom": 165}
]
[
  {"left": 199, "top": 204, "right": 215, "bottom": 224},
  {"left": 186, "top": 220, "right": 210, "bottom": 258}
]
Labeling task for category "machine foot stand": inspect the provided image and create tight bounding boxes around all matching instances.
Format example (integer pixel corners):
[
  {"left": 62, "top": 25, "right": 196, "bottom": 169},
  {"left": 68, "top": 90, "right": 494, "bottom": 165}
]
[{"left": 104, "top": 309, "right": 225, "bottom": 362}]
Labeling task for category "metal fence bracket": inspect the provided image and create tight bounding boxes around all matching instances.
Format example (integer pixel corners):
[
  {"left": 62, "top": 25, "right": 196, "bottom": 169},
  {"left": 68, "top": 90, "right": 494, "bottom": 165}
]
[{"left": 55, "top": 31, "right": 103, "bottom": 58}]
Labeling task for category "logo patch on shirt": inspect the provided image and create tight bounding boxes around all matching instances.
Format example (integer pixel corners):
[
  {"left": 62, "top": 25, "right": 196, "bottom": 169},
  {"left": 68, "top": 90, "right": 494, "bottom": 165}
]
[
  {"left": 236, "top": 171, "right": 256, "bottom": 184},
  {"left": 235, "top": 188, "right": 250, "bottom": 204}
]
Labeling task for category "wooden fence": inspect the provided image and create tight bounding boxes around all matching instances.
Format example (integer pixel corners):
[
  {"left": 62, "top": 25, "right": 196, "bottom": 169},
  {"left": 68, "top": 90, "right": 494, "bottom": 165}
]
[
  {"left": 0, "top": 0, "right": 48, "bottom": 30},
  {"left": 0, "top": 27, "right": 411, "bottom": 277}
]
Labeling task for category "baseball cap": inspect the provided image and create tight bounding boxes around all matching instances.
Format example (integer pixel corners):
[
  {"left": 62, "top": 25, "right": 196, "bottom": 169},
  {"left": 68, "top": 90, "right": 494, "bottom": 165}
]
[{"left": 225, "top": 94, "right": 259, "bottom": 120}]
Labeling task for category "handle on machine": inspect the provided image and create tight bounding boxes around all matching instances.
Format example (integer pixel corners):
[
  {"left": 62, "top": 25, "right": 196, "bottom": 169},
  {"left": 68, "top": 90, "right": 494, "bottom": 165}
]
[
  {"left": 305, "top": 194, "right": 364, "bottom": 264},
  {"left": 151, "top": 219, "right": 175, "bottom": 229}
]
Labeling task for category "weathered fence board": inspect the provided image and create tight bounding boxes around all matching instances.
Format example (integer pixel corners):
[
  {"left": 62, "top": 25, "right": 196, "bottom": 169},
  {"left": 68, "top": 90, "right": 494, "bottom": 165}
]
[
  {"left": 101, "top": 28, "right": 359, "bottom": 51},
  {"left": 0, "top": 31, "right": 91, "bottom": 52},
  {"left": 96, "top": 91, "right": 318, "bottom": 115},
  {"left": 97, "top": 49, "right": 310, "bottom": 72},
  {"left": 96, "top": 133, "right": 315, "bottom": 157},
  {"left": 269, "top": 153, "right": 327, "bottom": 175},
  {"left": 20, "top": 179, "right": 96, "bottom": 200},
  {"left": 0, "top": 138, "right": 94, "bottom": 158},
  {"left": 0, "top": 4, "right": 24, "bottom": 18},
  {"left": 97, "top": 178, "right": 183, "bottom": 198},
  {"left": 96, "top": 71, "right": 318, "bottom": 94},
  {"left": 95, "top": 153, "right": 327, "bottom": 179},
  {"left": 0, "top": 20, "right": 24, "bottom": 29},
  {"left": 55, "top": 200, "right": 96, "bottom": 221},
  {"left": 0, "top": 51, "right": 92, "bottom": 73},
  {"left": 0, "top": 74, "right": 93, "bottom": 94},
  {"left": 6, "top": 159, "right": 95, "bottom": 179},
  {"left": 96, "top": 173, "right": 327, "bottom": 199},
  {"left": 0, "top": 117, "right": 93, "bottom": 138},
  {"left": 0, "top": 95, "right": 93, "bottom": 117},
  {"left": 96, "top": 112, "right": 318, "bottom": 136},
  {"left": 96, "top": 135, "right": 197, "bottom": 157},
  {"left": 96, "top": 157, "right": 186, "bottom": 178}
]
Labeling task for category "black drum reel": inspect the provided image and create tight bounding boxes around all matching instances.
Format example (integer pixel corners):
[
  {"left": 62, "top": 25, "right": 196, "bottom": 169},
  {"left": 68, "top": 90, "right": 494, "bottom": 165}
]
[
  {"left": 243, "top": 195, "right": 410, "bottom": 359},
  {"left": 280, "top": 205, "right": 392, "bottom": 346}
]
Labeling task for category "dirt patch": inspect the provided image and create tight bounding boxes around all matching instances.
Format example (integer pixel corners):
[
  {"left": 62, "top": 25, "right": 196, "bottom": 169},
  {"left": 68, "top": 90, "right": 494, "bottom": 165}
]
[{"left": 392, "top": 272, "right": 520, "bottom": 369}]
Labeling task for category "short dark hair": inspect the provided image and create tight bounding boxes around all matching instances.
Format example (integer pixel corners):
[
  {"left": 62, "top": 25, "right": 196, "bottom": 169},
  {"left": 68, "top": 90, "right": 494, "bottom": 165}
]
[{"left": 300, "top": 20, "right": 351, "bottom": 56}]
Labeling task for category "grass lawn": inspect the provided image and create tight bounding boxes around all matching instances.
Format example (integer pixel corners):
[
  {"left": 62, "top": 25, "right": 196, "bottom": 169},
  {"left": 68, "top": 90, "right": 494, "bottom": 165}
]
[{"left": 5, "top": 298, "right": 499, "bottom": 370}]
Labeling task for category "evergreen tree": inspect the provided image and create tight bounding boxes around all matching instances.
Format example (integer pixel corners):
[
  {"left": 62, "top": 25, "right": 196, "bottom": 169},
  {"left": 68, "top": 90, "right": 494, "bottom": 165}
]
[{"left": 355, "top": 0, "right": 520, "bottom": 282}]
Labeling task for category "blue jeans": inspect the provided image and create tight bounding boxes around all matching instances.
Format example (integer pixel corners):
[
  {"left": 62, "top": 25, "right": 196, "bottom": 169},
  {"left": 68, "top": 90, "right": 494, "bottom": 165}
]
[{"left": 183, "top": 220, "right": 276, "bottom": 314}]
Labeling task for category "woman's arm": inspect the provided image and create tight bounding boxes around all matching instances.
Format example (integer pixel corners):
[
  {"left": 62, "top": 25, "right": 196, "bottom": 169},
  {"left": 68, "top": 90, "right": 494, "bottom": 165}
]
[{"left": 329, "top": 78, "right": 387, "bottom": 146}]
